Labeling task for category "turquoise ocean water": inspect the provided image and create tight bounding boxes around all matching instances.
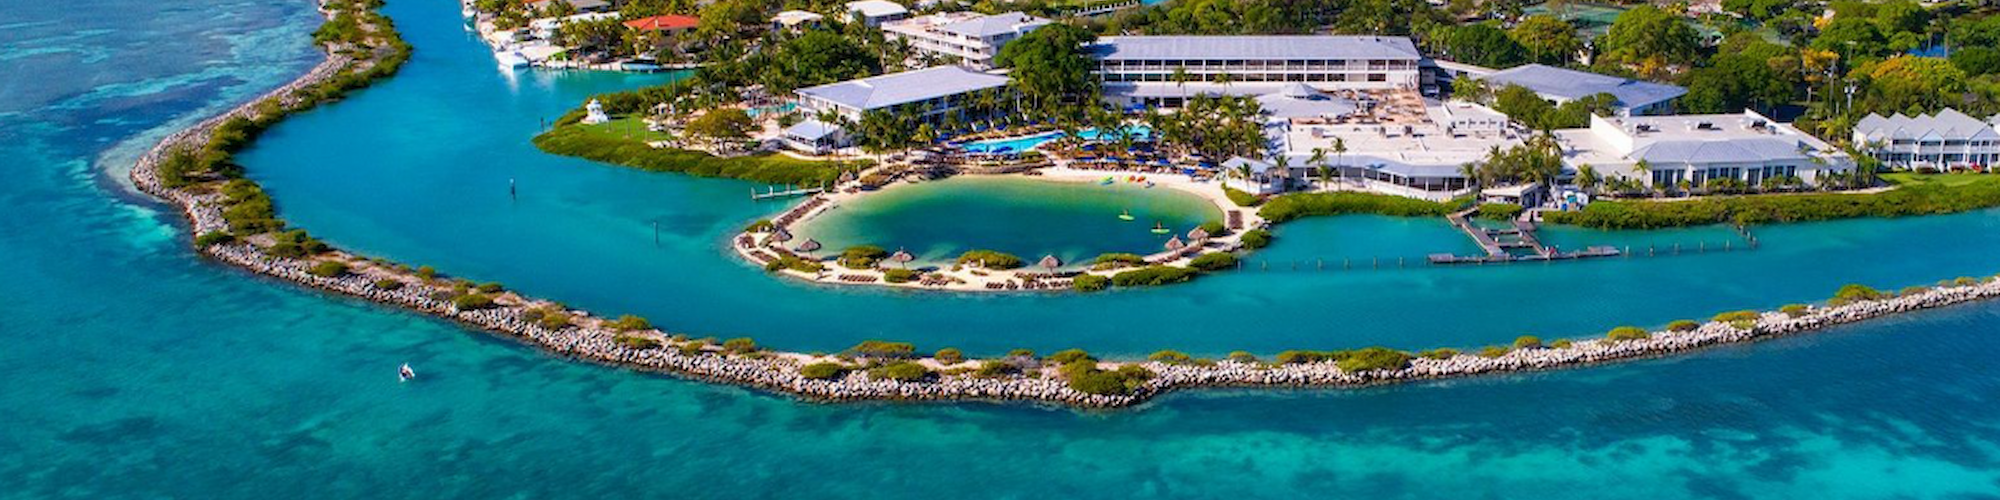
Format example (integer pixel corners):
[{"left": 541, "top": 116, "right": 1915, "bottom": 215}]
[{"left": 6, "top": 0, "right": 2000, "bottom": 497}]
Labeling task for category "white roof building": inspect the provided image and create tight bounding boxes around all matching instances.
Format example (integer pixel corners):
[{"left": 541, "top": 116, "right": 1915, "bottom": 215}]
[
  {"left": 1479, "top": 64, "right": 1687, "bottom": 116},
  {"left": 1852, "top": 108, "right": 2000, "bottom": 169},
  {"left": 772, "top": 10, "right": 824, "bottom": 29},
  {"left": 1558, "top": 111, "right": 1851, "bottom": 188},
  {"left": 792, "top": 64, "right": 1008, "bottom": 121},
  {"left": 1088, "top": 36, "right": 1425, "bottom": 108},
  {"left": 844, "top": 0, "right": 909, "bottom": 26},
  {"left": 882, "top": 11, "right": 1050, "bottom": 69}
]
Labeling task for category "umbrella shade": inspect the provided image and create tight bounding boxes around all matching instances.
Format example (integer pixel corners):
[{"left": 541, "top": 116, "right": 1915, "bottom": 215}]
[
  {"left": 1164, "top": 236, "right": 1185, "bottom": 251},
  {"left": 770, "top": 228, "right": 793, "bottom": 242},
  {"left": 1188, "top": 227, "right": 1210, "bottom": 240},
  {"left": 795, "top": 238, "right": 822, "bottom": 252},
  {"left": 1038, "top": 254, "right": 1062, "bottom": 270},
  {"left": 890, "top": 249, "right": 915, "bottom": 263}
]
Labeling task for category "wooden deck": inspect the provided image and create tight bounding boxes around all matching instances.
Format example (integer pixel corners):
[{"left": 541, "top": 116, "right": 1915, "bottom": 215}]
[{"left": 1431, "top": 209, "right": 1621, "bottom": 265}]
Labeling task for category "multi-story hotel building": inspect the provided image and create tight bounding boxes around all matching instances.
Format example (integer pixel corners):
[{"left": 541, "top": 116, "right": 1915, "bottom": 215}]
[
  {"left": 881, "top": 11, "right": 1050, "bottom": 70},
  {"left": 1086, "top": 35, "right": 1424, "bottom": 108}
]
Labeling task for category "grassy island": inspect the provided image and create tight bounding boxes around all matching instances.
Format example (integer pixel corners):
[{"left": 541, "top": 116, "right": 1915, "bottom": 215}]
[{"left": 532, "top": 123, "right": 863, "bottom": 185}]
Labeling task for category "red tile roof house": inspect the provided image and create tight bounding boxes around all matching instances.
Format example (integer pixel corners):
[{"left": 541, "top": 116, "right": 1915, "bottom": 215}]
[{"left": 623, "top": 15, "right": 701, "bottom": 34}]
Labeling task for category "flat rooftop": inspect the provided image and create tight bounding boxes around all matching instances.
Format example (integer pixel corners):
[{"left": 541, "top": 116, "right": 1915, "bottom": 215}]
[
  {"left": 795, "top": 66, "right": 1009, "bottom": 111},
  {"left": 1482, "top": 64, "right": 1686, "bottom": 108},
  {"left": 1088, "top": 36, "right": 1422, "bottom": 61}
]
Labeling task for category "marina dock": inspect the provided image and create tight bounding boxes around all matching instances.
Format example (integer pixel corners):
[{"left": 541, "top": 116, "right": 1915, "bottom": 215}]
[{"left": 1430, "top": 209, "right": 1621, "bottom": 265}]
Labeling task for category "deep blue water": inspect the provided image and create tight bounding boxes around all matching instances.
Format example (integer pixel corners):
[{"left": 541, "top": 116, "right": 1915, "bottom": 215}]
[{"left": 6, "top": 0, "right": 2000, "bottom": 497}]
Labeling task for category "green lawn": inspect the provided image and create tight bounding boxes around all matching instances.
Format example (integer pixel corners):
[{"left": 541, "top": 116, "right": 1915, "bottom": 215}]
[
  {"left": 568, "top": 116, "right": 674, "bottom": 143},
  {"left": 533, "top": 119, "right": 865, "bottom": 185},
  {"left": 1883, "top": 171, "right": 1994, "bottom": 187}
]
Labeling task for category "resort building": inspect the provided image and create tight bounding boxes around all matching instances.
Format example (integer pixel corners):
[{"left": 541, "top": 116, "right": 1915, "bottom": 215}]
[
  {"left": 789, "top": 66, "right": 1010, "bottom": 149},
  {"left": 1477, "top": 64, "right": 1686, "bottom": 116},
  {"left": 844, "top": 0, "right": 910, "bottom": 27},
  {"left": 881, "top": 11, "right": 1050, "bottom": 69},
  {"left": 772, "top": 10, "right": 824, "bottom": 31},
  {"left": 622, "top": 15, "right": 700, "bottom": 35},
  {"left": 1557, "top": 111, "right": 1853, "bottom": 189},
  {"left": 1223, "top": 86, "right": 1521, "bottom": 200},
  {"left": 524, "top": 0, "right": 612, "bottom": 13},
  {"left": 1086, "top": 36, "right": 1425, "bottom": 108},
  {"left": 1851, "top": 108, "right": 2000, "bottom": 170},
  {"left": 780, "top": 119, "right": 848, "bottom": 154}
]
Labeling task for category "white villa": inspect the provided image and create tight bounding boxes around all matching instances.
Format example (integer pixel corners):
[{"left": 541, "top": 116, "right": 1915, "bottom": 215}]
[
  {"left": 882, "top": 11, "right": 1050, "bottom": 70},
  {"left": 844, "top": 0, "right": 909, "bottom": 27},
  {"left": 786, "top": 66, "right": 1010, "bottom": 150},
  {"left": 1558, "top": 111, "right": 1852, "bottom": 189},
  {"left": 1086, "top": 36, "right": 1424, "bottom": 109},
  {"left": 1852, "top": 108, "right": 2000, "bottom": 170},
  {"left": 1478, "top": 64, "right": 1686, "bottom": 117}
]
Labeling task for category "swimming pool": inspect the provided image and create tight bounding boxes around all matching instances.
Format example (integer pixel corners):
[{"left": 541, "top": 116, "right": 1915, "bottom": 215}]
[
  {"left": 746, "top": 102, "right": 796, "bottom": 117},
  {"left": 959, "top": 126, "right": 1154, "bottom": 154}
]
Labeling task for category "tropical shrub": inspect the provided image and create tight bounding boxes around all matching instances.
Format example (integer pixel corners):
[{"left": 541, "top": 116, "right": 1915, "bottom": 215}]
[
  {"left": 1047, "top": 349, "right": 1094, "bottom": 365},
  {"left": 1335, "top": 347, "right": 1412, "bottom": 372},
  {"left": 934, "top": 347, "right": 964, "bottom": 364},
  {"left": 1830, "top": 284, "right": 1886, "bottom": 305},
  {"left": 1072, "top": 274, "right": 1110, "bottom": 292},
  {"left": 194, "top": 231, "right": 235, "bottom": 247},
  {"left": 1226, "top": 351, "right": 1258, "bottom": 363},
  {"left": 1187, "top": 252, "right": 1238, "bottom": 271},
  {"left": 839, "top": 245, "right": 888, "bottom": 269},
  {"left": 606, "top": 314, "right": 652, "bottom": 331},
  {"left": 848, "top": 340, "right": 916, "bottom": 358},
  {"left": 868, "top": 361, "right": 932, "bottom": 382},
  {"left": 800, "top": 362, "right": 848, "bottom": 380},
  {"left": 882, "top": 268, "right": 920, "bottom": 283},
  {"left": 722, "top": 337, "right": 758, "bottom": 354},
  {"left": 373, "top": 279, "right": 404, "bottom": 290},
  {"left": 452, "top": 293, "right": 495, "bottom": 310},
  {"left": 1091, "top": 253, "right": 1147, "bottom": 269},
  {"left": 1110, "top": 266, "right": 1198, "bottom": 287},
  {"left": 1477, "top": 203, "right": 1524, "bottom": 220},
  {"left": 1257, "top": 191, "right": 1453, "bottom": 222},
  {"left": 1239, "top": 229, "right": 1272, "bottom": 249},
  {"left": 1477, "top": 346, "right": 1511, "bottom": 358},
  {"left": 1780, "top": 304, "right": 1809, "bottom": 317},
  {"left": 1223, "top": 186, "right": 1261, "bottom": 207},
  {"left": 1147, "top": 350, "right": 1194, "bottom": 364},
  {"left": 1513, "top": 335, "right": 1543, "bottom": 349},
  {"left": 1418, "top": 348, "right": 1460, "bottom": 360},
  {"left": 1607, "top": 326, "right": 1650, "bottom": 341},
  {"left": 1667, "top": 320, "right": 1700, "bottom": 332},
  {"left": 614, "top": 334, "right": 660, "bottom": 349},
  {"left": 956, "top": 250, "right": 1024, "bottom": 269},
  {"left": 307, "top": 261, "right": 348, "bottom": 277}
]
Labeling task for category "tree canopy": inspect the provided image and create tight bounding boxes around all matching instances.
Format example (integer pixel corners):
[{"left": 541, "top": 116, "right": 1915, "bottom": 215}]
[
  {"left": 759, "top": 30, "right": 878, "bottom": 94},
  {"left": 994, "top": 23, "right": 1099, "bottom": 113}
]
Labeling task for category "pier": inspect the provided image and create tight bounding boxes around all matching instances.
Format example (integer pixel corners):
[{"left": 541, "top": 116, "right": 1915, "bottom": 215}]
[
  {"left": 751, "top": 184, "right": 825, "bottom": 200},
  {"left": 1429, "top": 208, "right": 1621, "bottom": 265}
]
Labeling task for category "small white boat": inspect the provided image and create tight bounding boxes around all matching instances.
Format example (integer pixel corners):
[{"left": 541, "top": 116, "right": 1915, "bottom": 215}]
[
  {"left": 399, "top": 363, "right": 416, "bottom": 382},
  {"left": 495, "top": 50, "right": 531, "bottom": 69}
]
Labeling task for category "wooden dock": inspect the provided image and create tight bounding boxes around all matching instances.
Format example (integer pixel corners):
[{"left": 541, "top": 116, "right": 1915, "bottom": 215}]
[
  {"left": 1431, "top": 209, "right": 1620, "bottom": 265},
  {"left": 751, "top": 185, "right": 824, "bottom": 200}
]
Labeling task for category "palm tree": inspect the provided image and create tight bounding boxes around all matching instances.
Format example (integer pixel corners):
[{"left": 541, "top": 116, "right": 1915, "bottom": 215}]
[
  {"left": 1632, "top": 159, "right": 1655, "bottom": 195},
  {"left": 1576, "top": 165, "right": 1601, "bottom": 195},
  {"left": 1331, "top": 137, "right": 1349, "bottom": 186},
  {"left": 1272, "top": 155, "right": 1292, "bottom": 191},
  {"left": 1459, "top": 162, "right": 1481, "bottom": 195},
  {"left": 1308, "top": 147, "right": 1329, "bottom": 189}
]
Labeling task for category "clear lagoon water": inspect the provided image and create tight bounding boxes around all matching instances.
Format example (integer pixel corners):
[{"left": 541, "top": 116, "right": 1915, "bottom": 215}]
[
  {"left": 795, "top": 176, "right": 1220, "bottom": 264},
  {"left": 8, "top": 0, "right": 2000, "bottom": 497}
]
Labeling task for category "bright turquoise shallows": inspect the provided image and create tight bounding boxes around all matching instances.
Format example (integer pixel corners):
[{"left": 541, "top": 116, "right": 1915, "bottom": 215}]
[
  {"left": 8, "top": 0, "right": 2000, "bottom": 497},
  {"left": 795, "top": 176, "right": 1219, "bottom": 264}
]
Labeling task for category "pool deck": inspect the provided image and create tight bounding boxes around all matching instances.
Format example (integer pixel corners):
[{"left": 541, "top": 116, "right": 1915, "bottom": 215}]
[{"left": 731, "top": 165, "right": 1266, "bottom": 292}]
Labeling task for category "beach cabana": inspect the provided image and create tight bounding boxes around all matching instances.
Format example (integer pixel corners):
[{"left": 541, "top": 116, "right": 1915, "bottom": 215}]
[
  {"left": 1187, "top": 227, "right": 1210, "bottom": 240},
  {"left": 795, "top": 238, "right": 822, "bottom": 253},
  {"left": 1038, "top": 254, "right": 1062, "bottom": 272},
  {"left": 889, "top": 248, "right": 915, "bottom": 268},
  {"left": 770, "top": 228, "right": 793, "bottom": 243},
  {"left": 1164, "top": 236, "right": 1185, "bottom": 252}
]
